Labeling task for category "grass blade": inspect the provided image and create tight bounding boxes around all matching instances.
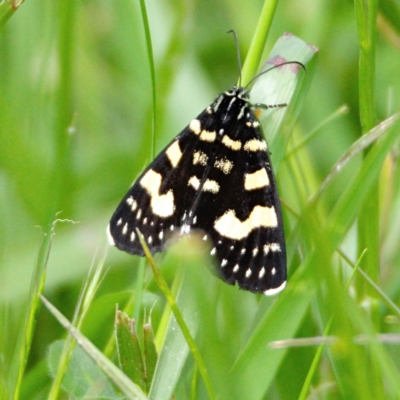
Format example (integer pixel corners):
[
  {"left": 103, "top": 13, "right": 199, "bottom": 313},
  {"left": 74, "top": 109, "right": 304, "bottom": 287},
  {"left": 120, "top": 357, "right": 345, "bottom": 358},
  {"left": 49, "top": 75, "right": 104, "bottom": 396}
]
[
  {"left": 241, "top": 0, "right": 280, "bottom": 85},
  {"left": 115, "top": 310, "right": 147, "bottom": 392},
  {"left": 41, "top": 295, "right": 149, "bottom": 400},
  {"left": 137, "top": 231, "right": 216, "bottom": 400}
]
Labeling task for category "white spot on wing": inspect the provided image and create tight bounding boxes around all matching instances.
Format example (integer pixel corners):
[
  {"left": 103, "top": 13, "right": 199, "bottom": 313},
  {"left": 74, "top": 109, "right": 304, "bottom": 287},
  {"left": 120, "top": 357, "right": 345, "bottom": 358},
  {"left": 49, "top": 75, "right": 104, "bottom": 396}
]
[
  {"left": 246, "top": 120, "right": 260, "bottom": 128},
  {"left": 244, "top": 139, "right": 267, "bottom": 152},
  {"left": 233, "top": 264, "right": 239, "bottom": 273},
  {"left": 159, "top": 231, "right": 163, "bottom": 240},
  {"left": 271, "top": 267, "right": 276, "bottom": 276},
  {"left": 130, "top": 232, "right": 135, "bottom": 242},
  {"left": 126, "top": 196, "right": 137, "bottom": 211},
  {"left": 190, "top": 119, "right": 201, "bottom": 134},
  {"left": 140, "top": 170, "right": 175, "bottom": 218},
  {"left": 264, "top": 281, "right": 286, "bottom": 296},
  {"left": 221, "top": 259, "right": 227, "bottom": 267},
  {"left": 203, "top": 179, "right": 220, "bottom": 193},
  {"left": 270, "top": 243, "right": 281, "bottom": 252},
  {"left": 253, "top": 248, "right": 259, "bottom": 257},
  {"left": 117, "top": 218, "right": 122, "bottom": 226},
  {"left": 122, "top": 223, "right": 128, "bottom": 235},
  {"left": 166, "top": 141, "right": 183, "bottom": 168},
  {"left": 214, "top": 206, "right": 278, "bottom": 240},
  {"left": 244, "top": 168, "right": 270, "bottom": 191},
  {"left": 188, "top": 176, "right": 220, "bottom": 193},
  {"left": 245, "top": 268, "right": 252, "bottom": 278},
  {"left": 264, "top": 243, "right": 281, "bottom": 254},
  {"left": 193, "top": 151, "right": 208, "bottom": 166},
  {"left": 188, "top": 176, "right": 200, "bottom": 190},
  {"left": 222, "top": 135, "right": 242, "bottom": 150},
  {"left": 107, "top": 224, "right": 115, "bottom": 246},
  {"left": 259, "top": 267, "right": 266, "bottom": 278},
  {"left": 199, "top": 130, "right": 216, "bottom": 142},
  {"left": 210, "top": 247, "right": 216, "bottom": 256},
  {"left": 214, "top": 158, "right": 234, "bottom": 174}
]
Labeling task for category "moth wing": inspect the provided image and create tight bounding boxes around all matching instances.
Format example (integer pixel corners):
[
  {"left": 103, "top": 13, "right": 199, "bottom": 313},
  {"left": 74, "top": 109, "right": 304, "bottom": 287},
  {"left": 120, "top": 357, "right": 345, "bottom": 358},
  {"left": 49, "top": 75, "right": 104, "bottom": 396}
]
[
  {"left": 191, "top": 113, "right": 286, "bottom": 294},
  {"left": 108, "top": 109, "right": 218, "bottom": 255}
]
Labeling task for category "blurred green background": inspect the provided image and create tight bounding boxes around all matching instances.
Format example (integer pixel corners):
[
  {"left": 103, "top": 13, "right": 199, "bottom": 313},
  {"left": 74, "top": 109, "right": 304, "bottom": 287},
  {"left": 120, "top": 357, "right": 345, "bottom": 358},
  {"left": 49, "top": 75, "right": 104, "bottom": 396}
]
[{"left": 1, "top": 0, "right": 400, "bottom": 399}]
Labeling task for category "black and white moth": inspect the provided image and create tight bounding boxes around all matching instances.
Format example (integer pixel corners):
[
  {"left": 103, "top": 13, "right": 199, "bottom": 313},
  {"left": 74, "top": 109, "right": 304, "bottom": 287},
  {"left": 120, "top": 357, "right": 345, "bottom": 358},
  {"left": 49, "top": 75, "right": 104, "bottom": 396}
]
[{"left": 108, "top": 82, "right": 287, "bottom": 296}]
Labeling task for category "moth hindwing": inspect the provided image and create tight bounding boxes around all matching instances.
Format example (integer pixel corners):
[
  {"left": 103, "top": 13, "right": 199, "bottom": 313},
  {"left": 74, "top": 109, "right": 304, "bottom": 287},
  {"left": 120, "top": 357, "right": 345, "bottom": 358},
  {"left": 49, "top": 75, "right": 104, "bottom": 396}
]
[{"left": 108, "top": 85, "right": 287, "bottom": 295}]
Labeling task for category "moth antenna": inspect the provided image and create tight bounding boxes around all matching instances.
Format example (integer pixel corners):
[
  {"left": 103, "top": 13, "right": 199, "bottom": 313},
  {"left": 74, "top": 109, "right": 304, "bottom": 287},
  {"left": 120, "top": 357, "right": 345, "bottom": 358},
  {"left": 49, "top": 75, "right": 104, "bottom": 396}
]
[
  {"left": 245, "top": 61, "right": 306, "bottom": 90},
  {"left": 227, "top": 30, "right": 242, "bottom": 87}
]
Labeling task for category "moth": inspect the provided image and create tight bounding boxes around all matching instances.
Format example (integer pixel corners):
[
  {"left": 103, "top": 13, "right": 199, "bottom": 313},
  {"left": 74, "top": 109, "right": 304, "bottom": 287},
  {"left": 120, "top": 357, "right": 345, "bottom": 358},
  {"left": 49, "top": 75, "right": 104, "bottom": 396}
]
[{"left": 108, "top": 67, "right": 290, "bottom": 295}]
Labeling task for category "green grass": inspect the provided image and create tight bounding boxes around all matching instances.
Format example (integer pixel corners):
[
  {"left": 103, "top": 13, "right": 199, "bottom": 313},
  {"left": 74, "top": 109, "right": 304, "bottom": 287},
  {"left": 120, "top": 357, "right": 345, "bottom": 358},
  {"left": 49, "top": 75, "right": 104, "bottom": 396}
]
[{"left": 1, "top": 0, "right": 400, "bottom": 399}]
